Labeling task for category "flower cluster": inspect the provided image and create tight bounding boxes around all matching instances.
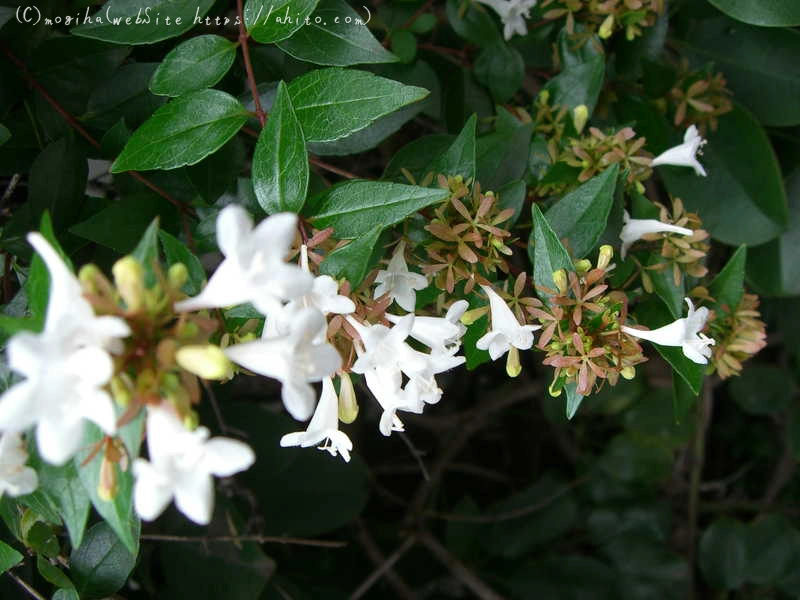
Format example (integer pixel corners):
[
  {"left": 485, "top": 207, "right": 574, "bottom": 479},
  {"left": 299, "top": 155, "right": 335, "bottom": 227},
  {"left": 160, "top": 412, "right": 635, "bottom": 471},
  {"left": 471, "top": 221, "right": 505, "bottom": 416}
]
[
  {"left": 708, "top": 293, "right": 768, "bottom": 379},
  {"left": 541, "top": 0, "right": 664, "bottom": 40},
  {"left": 666, "top": 63, "right": 733, "bottom": 133}
]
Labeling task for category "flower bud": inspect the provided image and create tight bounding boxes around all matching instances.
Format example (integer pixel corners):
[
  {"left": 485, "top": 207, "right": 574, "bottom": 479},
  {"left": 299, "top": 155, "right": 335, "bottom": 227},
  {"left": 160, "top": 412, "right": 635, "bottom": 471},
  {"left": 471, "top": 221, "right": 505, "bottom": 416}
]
[
  {"left": 156, "top": 339, "right": 177, "bottom": 368},
  {"left": 575, "top": 259, "right": 592, "bottom": 275},
  {"left": 182, "top": 410, "right": 200, "bottom": 430},
  {"left": 175, "top": 344, "right": 233, "bottom": 380},
  {"left": 112, "top": 256, "right": 146, "bottom": 312},
  {"left": 460, "top": 306, "right": 489, "bottom": 325},
  {"left": 337, "top": 373, "right": 359, "bottom": 424},
  {"left": 168, "top": 263, "right": 189, "bottom": 291},
  {"left": 620, "top": 366, "right": 636, "bottom": 380},
  {"left": 79, "top": 263, "right": 114, "bottom": 297},
  {"left": 110, "top": 375, "right": 132, "bottom": 407},
  {"left": 572, "top": 105, "right": 589, "bottom": 134},
  {"left": 506, "top": 346, "right": 522, "bottom": 378},
  {"left": 98, "top": 456, "right": 118, "bottom": 501},
  {"left": 548, "top": 378, "right": 563, "bottom": 398},
  {"left": 599, "top": 14, "right": 615, "bottom": 39},
  {"left": 552, "top": 269, "right": 568, "bottom": 295},
  {"left": 597, "top": 245, "right": 614, "bottom": 270}
]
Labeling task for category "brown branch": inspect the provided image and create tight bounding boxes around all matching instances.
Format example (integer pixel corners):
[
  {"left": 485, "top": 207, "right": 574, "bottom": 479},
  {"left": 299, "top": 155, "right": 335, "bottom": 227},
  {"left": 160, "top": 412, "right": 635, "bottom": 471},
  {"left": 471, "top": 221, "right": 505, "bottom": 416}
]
[
  {"left": 351, "top": 523, "right": 418, "bottom": 600},
  {"left": 140, "top": 533, "right": 346, "bottom": 548},
  {"left": 761, "top": 436, "right": 796, "bottom": 510},
  {"left": 418, "top": 531, "right": 506, "bottom": 600},
  {"left": 237, "top": 0, "right": 266, "bottom": 128},
  {"left": 6, "top": 571, "right": 47, "bottom": 600},
  {"left": 309, "top": 157, "right": 360, "bottom": 180}
]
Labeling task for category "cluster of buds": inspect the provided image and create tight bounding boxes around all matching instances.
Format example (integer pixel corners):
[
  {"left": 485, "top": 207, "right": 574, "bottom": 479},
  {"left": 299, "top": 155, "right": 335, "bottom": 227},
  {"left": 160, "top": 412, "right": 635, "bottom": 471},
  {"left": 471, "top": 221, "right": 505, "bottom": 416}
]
[
  {"left": 664, "top": 63, "right": 733, "bottom": 133},
  {"left": 417, "top": 176, "right": 515, "bottom": 294},
  {"left": 528, "top": 246, "right": 647, "bottom": 396},
  {"left": 79, "top": 256, "right": 228, "bottom": 499},
  {"left": 708, "top": 293, "right": 767, "bottom": 379},
  {"left": 541, "top": 0, "right": 665, "bottom": 40},
  {"left": 537, "top": 126, "right": 652, "bottom": 196},
  {"left": 634, "top": 198, "right": 710, "bottom": 292},
  {"left": 532, "top": 90, "right": 571, "bottom": 147}
]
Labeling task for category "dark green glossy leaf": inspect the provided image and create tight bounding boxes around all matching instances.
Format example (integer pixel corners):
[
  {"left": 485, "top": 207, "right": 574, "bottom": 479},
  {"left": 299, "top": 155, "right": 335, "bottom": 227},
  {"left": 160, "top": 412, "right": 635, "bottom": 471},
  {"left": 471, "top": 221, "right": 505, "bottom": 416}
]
[
  {"left": 543, "top": 31, "right": 605, "bottom": 113},
  {"left": 277, "top": 0, "right": 396, "bottom": 66},
  {"left": 699, "top": 518, "right": 748, "bottom": 590},
  {"left": 71, "top": 522, "right": 137, "bottom": 599},
  {"left": 745, "top": 515, "right": 800, "bottom": 585},
  {"left": 85, "top": 63, "right": 164, "bottom": 131},
  {"left": 660, "top": 105, "right": 787, "bottom": 245},
  {"left": 28, "top": 137, "right": 88, "bottom": 233},
  {"left": 0, "top": 541, "right": 22, "bottom": 574},
  {"left": 319, "top": 225, "right": 382, "bottom": 288},
  {"left": 36, "top": 555, "right": 73, "bottom": 589},
  {"left": 474, "top": 42, "right": 524, "bottom": 103},
  {"left": 35, "top": 458, "right": 91, "bottom": 550},
  {"left": 445, "top": 0, "right": 501, "bottom": 47},
  {"left": 476, "top": 108, "right": 533, "bottom": 191},
  {"left": 565, "top": 382, "right": 584, "bottom": 420},
  {"left": 545, "top": 164, "right": 618, "bottom": 259},
  {"left": 287, "top": 68, "right": 429, "bottom": 143},
  {"left": 672, "top": 373, "right": 697, "bottom": 425},
  {"left": 111, "top": 90, "right": 248, "bottom": 172},
  {"left": 73, "top": 0, "right": 216, "bottom": 45},
  {"left": 427, "top": 114, "right": 476, "bottom": 181},
  {"left": 708, "top": 246, "right": 746, "bottom": 313},
  {"left": 150, "top": 35, "right": 237, "bottom": 97},
  {"left": 708, "top": 0, "right": 800, "bottom": 27},
  {"left": 306, "top": 181, "right": 449, "bottom": 238},
  {"left": 245, "top": 0, "right": 320, "bottom": 43},
  {"left": 530, "top": 205, "right": 573, "bottom": 306},
  {"left": 253, "top": 81, "right": 308, "bottom": 214},
  {"left": 383, "top": 134, "right": 453, "bottom": 182},
  {"left": 390, "top": 30, "right": 417, "bottom": 64}
]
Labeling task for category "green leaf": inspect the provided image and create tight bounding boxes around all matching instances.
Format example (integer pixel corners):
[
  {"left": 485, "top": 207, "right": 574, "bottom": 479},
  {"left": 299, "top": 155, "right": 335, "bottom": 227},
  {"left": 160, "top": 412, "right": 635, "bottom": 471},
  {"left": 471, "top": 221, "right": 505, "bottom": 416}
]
[
  {"left": 73, "top": 0, "right": 216, "bottom": 45},
  {"left": 0, "top": 124, "right": 10, "bottom": 147},
  {"left": 52, "top": 590, "right": 80, "bottom": 600},
  {"left": 287, "top": 68, "right": 429, "bottom": 143},
  {"left": 75, "top": 410, "right": 145, "bottom": 555},
  {"left": 545, "top": 164, "right": 618, "bottom": 259},
  {"left": 565, "top": 383, "right": 584, "bottom": 420},
  {"left": 747, "top": 169, "right": 800, "bottom": 296},
  {"left": 678, "top": 17, "right": 800, "bottom": 126},
  {"left": 149, "top": 35, "right": 237, "bottom": 97},
  {"left": 745, "top": 515, "right": 800, "bottom": 585},
  {"left": 111, "top": 90, "right": 248, "bottom": 172},
  {"left": 699, "top": 518, "right": 748, "bottom": 590},
  {"left": 529, "top": 205, "right": 574, "bottom": 306},
  {"left": 708, "top": 0, "right": 800, "bottom": 27},
  {"left": 28, "top": 137, "right": 88, "bottom": 233},
  {"left": 708, "top": 246, "right": 746, "bottom": 313},
  {"left": 383, "top": 134, "right": 454, "bottom": 182},
  {"left": 319, "top": 225, "right": 382, "bottom": 288},
  {"left": 71, "top": 522, "right": 137, "bottom": 599},
  {"left": 24, "top": 213, "right": 70, "bottom": 329},
  {"left": 306, "top": 181, "right": 449, "bottom": 238},
  {"left": 660, "top": 105, "right": 787, "bottom": 245},
  {"left": 729, "top": 365, "right": 794, "bottom": 415},
  {"left": 390, "top": 30, "right": 417, "bottom": 64},
  {"left": 277, "top": 0, "right": 397, "bottom": 66},
  {"left": 132, "top": 218, "right": 161, "bottom": 280},
  {"left": 0, "top": 540, "right": 23, "bottom": 574},
  {"left": 475, "top": 108, "right": 533, "bottom": 192},
  {"left": 646, "top": 253, "right": 685, "bottom": 320},
  {"left": 36, "top": 459, "right": 91, "bottom": 550},
  {"left": 245, "top": 0, "right": 320, "bottom": 43},
  {"left": 543, "top": 31, "right": 605, "bottom": 114},
  {"left": 159, "top": 231, "right": 206, "bottom": 295},
  {"left": 427, "top": 114, "right": 477, "bottom": 181},
  {"left": 37, "top": 555, "right": 74, "bottom": 590},
  {"left": 253, "top": 81, "right": 308, "bottom": 214},
  {"left": 445, "top": 0, "right": 501, "bottom": 47},
  {"left": 474, "top": 42, "right": 524, "bottom": 103},
  {"left": 84, "top": 63, "right": 165, "bottom": 131},
  {"left": 187, "top": 137, "right": 246, "bottom": 204},
  {"left": 672, "top": 372, "right": 697, "bottom": 424}
]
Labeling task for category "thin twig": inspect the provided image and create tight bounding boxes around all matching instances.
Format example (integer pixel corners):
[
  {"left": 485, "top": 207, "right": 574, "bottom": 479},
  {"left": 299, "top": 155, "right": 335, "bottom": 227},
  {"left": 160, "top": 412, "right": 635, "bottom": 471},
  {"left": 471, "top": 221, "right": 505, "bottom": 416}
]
[
  {"left": 398, "top": 432, "right": 430, "bottom": 482},
  {"left": 418, "top": 531, "right": 506, "bottom": 600},
  {"left": 761, "top": 437, "right": 796, "bottom": 510},
  {"left": 309, "top": 157, "right": 360, "bottom": 180},
  {"left": 237, "top": 0, "right": 266, "bottom": 127},
  {"left": 140, "top": 533, "right": 346, "bottom": 548},
  {"left": 351, "top": 525, "right": 417, "bottom": 600},
  {"left": 1, "top": 173, "right": 21, "bottom": 207},
  {"left": 6, "top": 571, "right": 47, "bottom": 600}
]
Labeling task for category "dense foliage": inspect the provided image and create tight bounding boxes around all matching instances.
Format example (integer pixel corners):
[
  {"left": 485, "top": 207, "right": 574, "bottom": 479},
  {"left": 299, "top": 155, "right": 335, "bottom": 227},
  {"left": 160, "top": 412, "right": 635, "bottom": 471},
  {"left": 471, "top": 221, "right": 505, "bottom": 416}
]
[{"left": 0, "top": 0, "right": 798, "bottom": 598}]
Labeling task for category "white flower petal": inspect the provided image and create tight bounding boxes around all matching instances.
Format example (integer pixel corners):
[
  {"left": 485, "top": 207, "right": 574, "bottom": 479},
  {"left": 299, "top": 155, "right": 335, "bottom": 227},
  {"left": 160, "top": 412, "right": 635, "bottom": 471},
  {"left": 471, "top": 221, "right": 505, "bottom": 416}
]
[
  {"left": 203, "top": 438, "right": 255, "bottom": 477},
  {"left": 174, "top": 472, "right": 214, "bottom": 525},
  {"left": 133, "top": 459, "right": 174, "bottom": 521},
  {"left": 36, "top": 414, "right": 84, "bottom": 466},
  {"left": 216, "top": 204, "right": 253, "bottom": 258}
]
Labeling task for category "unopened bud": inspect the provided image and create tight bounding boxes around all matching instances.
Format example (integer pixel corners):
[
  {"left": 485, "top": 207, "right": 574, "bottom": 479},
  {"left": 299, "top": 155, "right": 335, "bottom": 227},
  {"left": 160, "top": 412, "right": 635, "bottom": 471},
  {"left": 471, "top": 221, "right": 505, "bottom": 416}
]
[
  {"left": 506, "top": 346, "right": 522, "bottom": 378},
  {"left": 575, "top": 259, "right": 592, "bottom": 275},
  {"left": 635, "top": 180, "right": 645, "bottom": 194},
  {"left": 620, "top": 366, "right": 636, "bottom": 380},
  {"left": 168, "top": 263, "right": 189, "bottom": 290},
  {"left": 112, "top": 256, "right": 146, "bottom": 312},
  {"left": 461, "top": 306, "right": 489, "bottom": 325},
  {"left": 597, "top": 245, "right": 614, "bottom": 270},
  {"left": 552, "top": 269, "right": 568, "bottom": 295},
  {"left": 539, "top": 89, "right": 550, "bottom": 104},
  {"left": 182, "top": 410, "right": 199, "bottom": 430},
  {"left": 599, "top": 14, "right": 615, "bottom": 39},
  {"left": 78, "top": 263, "right": 113, "bottom": 297},
  {"left": 338, "top": 373, "right": 359, "bottom": 424},
  {"left": 548, "top": 378, "right": 563, "bottom": 398},
  {"left": 110, "top": 376, "right": 132, "bottom": 407},
  {"left": 98, "top": 456, "right": 118, "bottom": 501},
  {"left": 175, "top": 344, "right": 233, "bottom": 380},
  {"left": 572, "top": 105, "right": 589, "bottom": 134}
]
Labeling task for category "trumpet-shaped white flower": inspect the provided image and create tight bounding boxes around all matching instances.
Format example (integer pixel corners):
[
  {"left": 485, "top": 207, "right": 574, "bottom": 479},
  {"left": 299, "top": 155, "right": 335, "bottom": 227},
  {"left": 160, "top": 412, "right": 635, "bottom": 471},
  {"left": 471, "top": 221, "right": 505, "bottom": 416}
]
[
  {"left": 0, "top": 234, "right": 129, "bottom": 465},
  {"left": 133, "top": 407, "right": 255, "bottom": 525},
  {"left": 364, "top": 368, "right": 423, "bottom": 437},
  {"left": 475, "top": 0, "right": 537, "bottom": 40},
  {"left": 619, "top": 210, "right": 693, "bottom": 259},
  {"left": 476, "top": 285, "right": 540, "bottom": 360},
  {"left": 373, "top": 242, "right": 428, "bottom": 312},
  {"left": 348, "top": 315, "right": 430, "bottom": 378},
  {"left": 280, "top": 378, "right": 352, "bottom": 462},
  {"left": 622, "top": 298, "right": 715, "bottom": 364},
  {"left": 650, "top": 125, "right": 708, "bottom": 176},
  {"left": 387, "top": 300, "right": 468, "bottom": 353},
  {"left": 175, "top": 205, "right": 313, "bottom": 316},
  {"left": 225, "top": 308, "right": 342, "bottom": 421},
  {"left": 0, "top": 432, "right": 38, "bottom": 498}
]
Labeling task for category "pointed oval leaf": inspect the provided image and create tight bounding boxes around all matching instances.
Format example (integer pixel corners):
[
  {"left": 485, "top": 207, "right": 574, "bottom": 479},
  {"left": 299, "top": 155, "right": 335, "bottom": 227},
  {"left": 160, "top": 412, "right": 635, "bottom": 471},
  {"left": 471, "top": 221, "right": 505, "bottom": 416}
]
[
  {"left": 149, "top": 35, "right": 237, "bottom": 97},
  {"left": 427, "top": 114, "right": 477, "bottom": 181},
  {"left": 320, "top": 224, "right": 382, "bottom": 288},
  {"left": 708, "top": 246, "right": 747, "bottom": 312},
  {"left": 530, "top": 205, "right": 574, "bottom": 306},
  {"left": 71, "top": 522, "right": 137, "bottom": 599},
  {"left": 245, "top": 0, "right": 320, "bottom": 43},
  {"left": 708, "top": 0, "right": 800, "bottom": 27},
  {"left": 111, "top": 89, "right": 248, "bottom": 172}
]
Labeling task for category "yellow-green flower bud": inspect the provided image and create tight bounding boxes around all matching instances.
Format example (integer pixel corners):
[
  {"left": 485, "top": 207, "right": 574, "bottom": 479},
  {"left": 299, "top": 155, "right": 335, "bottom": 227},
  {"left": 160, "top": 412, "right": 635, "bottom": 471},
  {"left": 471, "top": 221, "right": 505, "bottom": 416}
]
[
  {"left": 112, "top": 256, "right": 146, "bottom": 312},
  {"left": 182, "top": 410, "right": 200, "bottom": 430},
  {"left": 575, "top": 259, "right": 592, "bottom": 275},
  {"left": 98, "top": 456, "right": 118, "bottom": 501},
  {"left": 548, "top": 378, "right": 563, "bottom": 398},
  {"left": 506, "top": 346, "right": 522, "bottom": 378},
  {"left": 599, "top": 14, "right": 615, "bottom": 39},
  {"left": 168, "top": 263, "right": 189, "bottom": 291},
  {"left": 572, "top": 105, "right": 589, "bottom": 134},
  {"left": 460, "top": 306, "right": 489, "bottom": 326},
  {"left": 338, "top": 373, "right": 359, "bottom": 424},
  {"left": 597, "top": 245, "right": 614, "bottom": 270},
  {"left": 620, "top": 366, "right": 636, "bottom": 380},
  {"left": 110, "top": 376, "right": 132, "bottom": 408},
  {"left": 175, "top": 344, "right": 233, "bottom": 380},
  {"left": 78, "top": 263, "right": 113, "bottom": 297},
  {"left": 552, "top": 269, "right": 569, "bottom": 295}
]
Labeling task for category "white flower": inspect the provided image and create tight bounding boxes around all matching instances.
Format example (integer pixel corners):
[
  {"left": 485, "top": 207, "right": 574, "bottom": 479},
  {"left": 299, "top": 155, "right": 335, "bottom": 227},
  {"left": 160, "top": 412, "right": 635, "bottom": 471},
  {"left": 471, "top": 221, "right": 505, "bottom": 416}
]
[
  {"left": 650, "top": 125, "right": 708, "bottom": 176},
  {"left": 0, "top": 432, "right": 38, "bottom": 498},
  {"left": 133, "top": 407, "right": 254, "bottom": 525},
  {"left": 0, "top": 234, "right": 129, "bottom": 465},
  {"left": 175, "top": 205, "right": 313, "bottom": 316},
  {"left": 373, "top": 242, "right": 428, "bottom": 312},
  {"left": 363, "top": 368, "right": 422, "bottom": 437},
  {"left": 475, "top": 0, "right": 537, "bottom": 40},
  {"left": 280, "top": 377, "right": 352, "bottom": 462},
  {"left": 622, "top": 298, "right": 716, "bottom": 364},
  {"left": 387, "top": 300, "right": 468, "bottom": 353},
  {"left": 476, "top": 285, "right": 539, "bottom": 360},
  {"left": 619, "top": 210, "right": 693, "bottom": 259},
  {"left": 225, "top": 308, "right": 342, "bottom": 421}
]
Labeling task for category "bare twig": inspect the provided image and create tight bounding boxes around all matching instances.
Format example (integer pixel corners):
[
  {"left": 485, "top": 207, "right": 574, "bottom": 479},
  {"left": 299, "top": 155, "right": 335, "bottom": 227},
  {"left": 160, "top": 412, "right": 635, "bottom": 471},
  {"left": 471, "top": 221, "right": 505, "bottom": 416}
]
[
  {"left": 236, "top": 0, "right": 266, "bottom": 127},
  {"left": 418, "top": 531, "right": 506, "bottom": 600},
  {"left": 6, "top": 571, "right": 47, "bottom": 600},
  {"left": 761, "top": 438, "right": 796, "bottom": 509},
  {"left": 309, "top": 157, "right": 360, "bottom": 180},
  {"left": 351, "top": 524, "right": 418, "bottom": 600},
  {"left": 140, "top": 533, "right": 345, "bottom": 548}
]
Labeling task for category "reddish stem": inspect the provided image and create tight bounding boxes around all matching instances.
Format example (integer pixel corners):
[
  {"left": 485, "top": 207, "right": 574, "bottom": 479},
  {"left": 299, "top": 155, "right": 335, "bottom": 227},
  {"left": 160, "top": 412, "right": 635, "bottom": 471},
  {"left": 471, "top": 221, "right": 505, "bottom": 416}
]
[{"left": 236, "top": 0, "right": 266, "bottom": 128}]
